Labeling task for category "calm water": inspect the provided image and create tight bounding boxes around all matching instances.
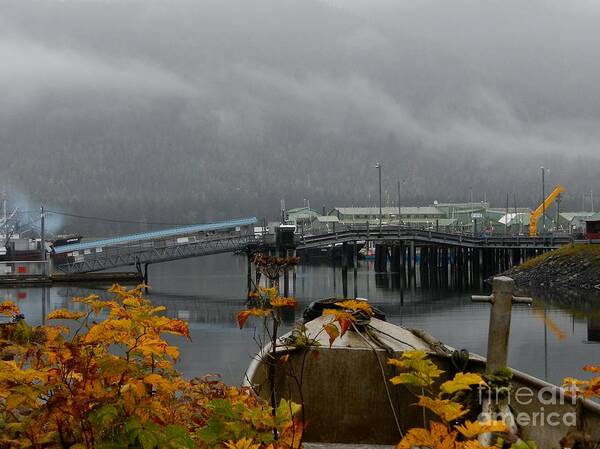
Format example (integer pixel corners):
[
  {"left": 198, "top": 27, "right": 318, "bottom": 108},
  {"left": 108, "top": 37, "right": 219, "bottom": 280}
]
[{"left": 3, "top": 254, "right": 600, "bottom": 386}]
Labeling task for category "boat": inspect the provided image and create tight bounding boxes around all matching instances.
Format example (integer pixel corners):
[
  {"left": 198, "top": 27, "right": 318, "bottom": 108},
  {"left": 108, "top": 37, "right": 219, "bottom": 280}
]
[
  {"left": 51, "top": 234, "right": 83, "bottom": 248},
  {"left": 244, "top": 299, "right": 600, "bottom": 447}
]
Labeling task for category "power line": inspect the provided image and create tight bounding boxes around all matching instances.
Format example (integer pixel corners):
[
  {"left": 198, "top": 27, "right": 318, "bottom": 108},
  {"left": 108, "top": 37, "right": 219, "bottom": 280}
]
[{"left": 45, "top": 210, "right": 192, "bottom": 227}]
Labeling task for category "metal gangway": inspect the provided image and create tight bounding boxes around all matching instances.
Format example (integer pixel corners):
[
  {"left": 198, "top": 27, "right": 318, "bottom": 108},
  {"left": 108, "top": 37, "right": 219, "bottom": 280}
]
[{"left": 52, "top": 217, "right": 259, "bottom": 274}]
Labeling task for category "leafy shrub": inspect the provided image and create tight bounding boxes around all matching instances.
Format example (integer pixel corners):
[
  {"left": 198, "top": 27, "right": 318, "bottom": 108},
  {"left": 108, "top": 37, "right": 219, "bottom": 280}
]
[{"left": 0, "top": 285, "right": 301, "bottom": 449}]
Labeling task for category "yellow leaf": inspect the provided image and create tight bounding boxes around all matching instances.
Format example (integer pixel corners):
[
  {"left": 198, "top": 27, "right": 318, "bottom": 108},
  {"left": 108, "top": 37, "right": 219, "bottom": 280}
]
[
  {"left": 323, "top": 322, "right": 340, "bottom": 347},
  {"left": 143, "top": 373, "right": 176, "bottom": 394},
  {"left": 458, "top": 441, "right": 498, "bottom": 449},
  {"left": 440, "top": 372, "right": 487, "bottom": 395},
  {"left": 397, "top": 421, "right": 457, "bottom": 449},
  {"left": 455, "top": 419, "right": 507, "bottom": 438},
  {"left": 5, "top": 393, "right": 26, "bottom": 409},
  {"left": 334, "top": 300, "right": 373, "bottom": 315},
  {"left": 0, "top": 300, "right": 20, "bottom": 317},
  {"left": 223, "top": 438, "right": 261, "bottom": 449},
  {"left": 388, "top": 351, "right": 443, "bottom": 388},
  {"left": 47, "top": 309, "right": 87, "bottom": 320},
  {"left": 416, "top": 396, "right": 468, "bottom": 422},
  {"left": 165, "top": 345, "right": 180, "bottom": 361}
]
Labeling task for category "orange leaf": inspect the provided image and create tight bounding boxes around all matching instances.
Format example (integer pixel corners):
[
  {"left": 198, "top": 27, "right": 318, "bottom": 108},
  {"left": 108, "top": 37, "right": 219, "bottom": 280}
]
[
  {"left": 323, "top": 322, "right": 340, "bottom": 347},
  {"left": 334, "top": 300, "right": 372, "bottom": 315},
  {"left": 237, "top": 308, "right": 271, "bottom": 329},
  {"left": 397, "top": 421, "right": 457, "bottom": 449},
  {"left": 322, "top": 309, "right": 355, "bottom": 336},
  {"left": 270, "top": 297, "right": 298, "bottom": 308},
  {"left": 47, "top": 309, "right": 87, "bottom": 320},
  {"left": 0, "top": 300, "right": 20, "bottom": 317}
]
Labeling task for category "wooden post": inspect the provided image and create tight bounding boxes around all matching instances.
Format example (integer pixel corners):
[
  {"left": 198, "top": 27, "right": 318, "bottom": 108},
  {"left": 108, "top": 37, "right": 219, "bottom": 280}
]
[
  {"left": 282, "top": 248, "right": 289, "bottom": 297},
  {"left": 353, "top": 241, "right": 358, "bottom": 298},
  {"left": 292, "top": 249, "right": 297, "bottom": 295},
  {"left": 472, "top": 276, "right": 532, "bottom": 372},
  {"left": 486, "top": 277, "right": 513, "bottom": 372},
  {"left": 247, "top": 252, "right": 253, "bottom": 293}
]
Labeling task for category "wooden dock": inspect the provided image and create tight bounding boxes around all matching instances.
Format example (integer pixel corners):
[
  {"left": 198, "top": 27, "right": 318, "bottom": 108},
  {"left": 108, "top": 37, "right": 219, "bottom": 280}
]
[{"left": 0, "top": 271, "right": 143, "bottom": 287}]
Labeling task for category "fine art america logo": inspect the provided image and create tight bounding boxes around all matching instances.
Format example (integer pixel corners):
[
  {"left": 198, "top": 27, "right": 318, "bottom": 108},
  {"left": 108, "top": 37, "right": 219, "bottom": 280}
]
[{"left": 477, "top": 384, "right": 579, "bottom": 427}]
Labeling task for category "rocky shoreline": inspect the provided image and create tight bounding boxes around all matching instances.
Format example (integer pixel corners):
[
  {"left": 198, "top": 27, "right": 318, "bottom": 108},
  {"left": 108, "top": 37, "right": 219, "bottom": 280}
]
[{"left": 498, "top": 244, "right": 600, "bottom": 292}]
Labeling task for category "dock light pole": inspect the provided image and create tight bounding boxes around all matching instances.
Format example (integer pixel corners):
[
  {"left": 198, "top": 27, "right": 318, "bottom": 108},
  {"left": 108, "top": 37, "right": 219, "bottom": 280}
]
[
  {"left": 540, "top": 166, "right": 549, "bottom": 234},
  {"left": 397, "top": 178, "right": 405, "bottom": 226},
  {"left": 375, "top": 161, "right": 382, "bottom": 233}
]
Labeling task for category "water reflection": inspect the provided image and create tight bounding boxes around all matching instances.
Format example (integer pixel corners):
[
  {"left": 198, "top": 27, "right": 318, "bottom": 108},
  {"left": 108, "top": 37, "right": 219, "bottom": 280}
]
[{"left": 2, "top": 254, "right": 600, "bottom": 386}]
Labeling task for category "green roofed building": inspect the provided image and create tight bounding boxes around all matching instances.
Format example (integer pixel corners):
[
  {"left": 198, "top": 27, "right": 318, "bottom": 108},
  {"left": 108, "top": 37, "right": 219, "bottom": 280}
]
[{"left": 329, "top": 206, "right": 444, "bottom": 225}]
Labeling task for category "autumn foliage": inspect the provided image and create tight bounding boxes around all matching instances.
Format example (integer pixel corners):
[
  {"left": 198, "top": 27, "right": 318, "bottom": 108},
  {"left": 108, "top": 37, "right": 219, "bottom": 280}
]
[
  {"left": 0, "top": 285, "right": 301, "bottom": 449},
  {"left": 386, "top": 351, "right": 540, "bottom": 449}
]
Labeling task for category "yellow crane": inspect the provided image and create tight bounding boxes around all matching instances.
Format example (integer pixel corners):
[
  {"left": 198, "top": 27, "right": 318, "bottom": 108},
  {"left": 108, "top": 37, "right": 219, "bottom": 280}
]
[{"left": 529, "top": 185, "right": 565, "bottom": 236}]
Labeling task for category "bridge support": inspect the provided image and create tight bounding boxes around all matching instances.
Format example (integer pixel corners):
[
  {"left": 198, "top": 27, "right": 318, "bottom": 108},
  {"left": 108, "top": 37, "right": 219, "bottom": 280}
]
[
  {"left": 292, "top": 249, "right": 297, "bottom": 296},
  {"left": 143, "top": 263, "right": 149, "bottom": 292},
  {"left": 247, "top": 252, "right": 253, "bottom": 294},
  {"left": 374, "top": 244, "right": 388, "bottom": 272},
  {"left": 409, "top": 241, "right": 416, "bottom": 286}
]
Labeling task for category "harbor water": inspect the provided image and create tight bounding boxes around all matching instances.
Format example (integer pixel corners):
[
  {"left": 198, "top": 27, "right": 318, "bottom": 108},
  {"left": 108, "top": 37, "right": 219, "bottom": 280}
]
[{"left": 3, "top": 253, "right": 600, "bottom": 386}]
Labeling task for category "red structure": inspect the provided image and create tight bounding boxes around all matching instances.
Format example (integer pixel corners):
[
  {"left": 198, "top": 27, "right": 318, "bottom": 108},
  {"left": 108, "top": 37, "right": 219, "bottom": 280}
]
[{"left": 585, "top": 217, "right": 600, "bottom": 240}]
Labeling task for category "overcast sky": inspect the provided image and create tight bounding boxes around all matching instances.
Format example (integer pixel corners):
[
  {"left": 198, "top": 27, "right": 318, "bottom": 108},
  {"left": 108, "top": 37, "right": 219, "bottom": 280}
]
[{"left": 1, "top": 0, "right": 599, "bottom": 227}]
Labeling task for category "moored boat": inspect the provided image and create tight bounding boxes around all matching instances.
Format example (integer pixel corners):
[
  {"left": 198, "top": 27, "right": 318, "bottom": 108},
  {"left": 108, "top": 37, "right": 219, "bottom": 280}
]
[{"left": 244, "top": 297, "right": 600, "bottom": 447}]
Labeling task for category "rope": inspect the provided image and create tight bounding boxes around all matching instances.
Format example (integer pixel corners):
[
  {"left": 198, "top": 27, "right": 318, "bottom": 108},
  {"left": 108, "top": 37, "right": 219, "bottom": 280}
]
[
  {"left": 451, "top": 349, "right": 470, "bottom": 372},
  {"left": 351, "top": 322, "right": 404, "bottom": 439},
  {"left": 368, "top": 326, "right": 418, "bottom": 350}
]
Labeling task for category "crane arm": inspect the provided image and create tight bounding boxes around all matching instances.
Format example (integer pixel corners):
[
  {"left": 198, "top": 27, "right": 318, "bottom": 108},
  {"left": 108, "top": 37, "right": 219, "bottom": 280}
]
[{"left": 529, "top": 185, "right": 565, "bottom": 236}]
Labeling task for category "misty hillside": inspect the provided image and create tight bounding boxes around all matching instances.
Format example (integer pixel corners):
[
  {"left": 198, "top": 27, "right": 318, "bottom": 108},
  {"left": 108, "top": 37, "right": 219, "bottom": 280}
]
[{"left": 1, "top": 0, "right": 600, "bottom": 234}]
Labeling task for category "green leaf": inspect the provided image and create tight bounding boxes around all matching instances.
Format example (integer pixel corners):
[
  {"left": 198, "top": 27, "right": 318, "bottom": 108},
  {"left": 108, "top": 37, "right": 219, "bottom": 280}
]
[
  {"left": 511, "top": 441, "right": 538, "bottom": 449},
  {"left": 197, "top": 419, "right": 223, "bottom": 444},
  {"left": 210, "top": 399, "right": 235, "bottom": 419},
  {"left": 138, "top": 430, "right": 158, "bottom": 449},
  {"left": 164, "top": 425, "right": 197, "bottom": 449},
  {"left": 89, "top": 404, "right": 119, "bottom": 428},
  {"left": 125, "top": 416, "right": 142, "bottom": 433},
  {"left": 275, "top": 399, "right": 301, "bottom": 424}
]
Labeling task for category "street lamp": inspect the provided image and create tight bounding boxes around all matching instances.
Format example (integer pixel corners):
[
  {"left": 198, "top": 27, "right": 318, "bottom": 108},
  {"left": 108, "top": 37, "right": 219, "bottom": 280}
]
[
  {"left": 375, "top": 162, "right": 382, "bottom": 233},
  {"left": 397, "top": 178, "right": 406, "bottom": 227},
  {"left": 540, "top": 166, "right": 550, "bottom": 234}
]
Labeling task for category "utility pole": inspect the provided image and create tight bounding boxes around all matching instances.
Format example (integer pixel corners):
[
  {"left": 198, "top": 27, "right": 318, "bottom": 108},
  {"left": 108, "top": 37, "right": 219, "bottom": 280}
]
[
  {"left": 591, "top": 189, "right": 595, "bottom": 213},
  {"left": 505, "top": 192, "right": 509, "bottom": 235},
  {"left": 397, "top": 179, "right": 401, "bottom": 227},
  {"left": 375, "top": 162, "right": 382, "bottom": 233},
  {"left": 513, "top": 193, "right": 518, "bottom": 235},
  {"left": 397, "top": 179, "right": 406, "bottom": 226},
  {"left": 1, "top": 190, "right": 5, "bottom": 240},
  {"left": 40, "top": 206, "right": 46, "bottom": 275}
]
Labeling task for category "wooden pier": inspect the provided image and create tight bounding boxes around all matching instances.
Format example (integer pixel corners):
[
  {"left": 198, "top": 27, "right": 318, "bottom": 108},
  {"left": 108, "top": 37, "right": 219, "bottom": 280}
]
[
  {"left": 296, "top": 225, "right": 571, "bottom": 290},
  {"left": 0, "top": 271, "right": 143, "bottom": 287}
]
